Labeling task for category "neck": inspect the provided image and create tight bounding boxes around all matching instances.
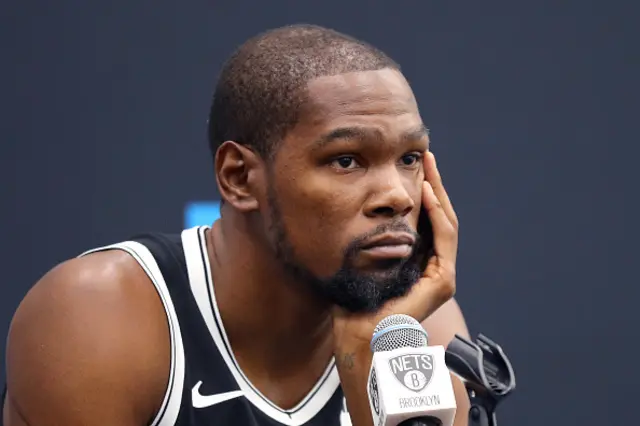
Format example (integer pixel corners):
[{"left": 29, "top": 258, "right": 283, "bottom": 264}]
[{"left": 207, "top": 217, "right": 335, "bottom": 377}]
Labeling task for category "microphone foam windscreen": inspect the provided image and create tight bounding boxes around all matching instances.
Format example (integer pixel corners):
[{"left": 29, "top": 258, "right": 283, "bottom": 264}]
[{"left": 370, "top": 314, "right": 428, "bottom": 353}]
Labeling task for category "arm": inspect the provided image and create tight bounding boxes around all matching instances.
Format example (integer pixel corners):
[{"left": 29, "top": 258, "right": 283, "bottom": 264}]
[
  {"left": 334, "top": 299, "right": 471, "bottom": 426},
  {"left": 333, "top": 152, "right": 460, "bottom": 426},
  {"left": 421, "top": 298, "right": 471, "bottom": 426},
  {"left": 3, "top": 251, "right": 170, "bottom": 426}
]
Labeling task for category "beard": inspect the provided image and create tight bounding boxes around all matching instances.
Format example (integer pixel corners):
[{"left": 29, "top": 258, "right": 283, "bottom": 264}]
[{"left": 265, "top": 185, "right": 426, "bottom": 313}]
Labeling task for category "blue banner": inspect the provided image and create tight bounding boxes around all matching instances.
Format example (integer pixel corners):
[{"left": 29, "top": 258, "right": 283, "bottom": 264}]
[{"left": 184, "top": 201, "right": 221, "bottom": 228}]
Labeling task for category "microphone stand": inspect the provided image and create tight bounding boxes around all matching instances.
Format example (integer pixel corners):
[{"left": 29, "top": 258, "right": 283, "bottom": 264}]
[
  {"left": 445, "top": 334, "right": 516, "bottom": 426},
  {"left": 398, "top": 417, "right": 442, "bottom": 426}
]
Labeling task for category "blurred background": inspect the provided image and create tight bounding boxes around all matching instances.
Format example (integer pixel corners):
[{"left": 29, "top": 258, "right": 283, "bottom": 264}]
[{"left": 1, "top": 1, "right": 638, "bottom": 425}]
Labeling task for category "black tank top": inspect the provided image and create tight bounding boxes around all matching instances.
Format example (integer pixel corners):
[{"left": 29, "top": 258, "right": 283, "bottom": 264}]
[{"left": 2, "top": 226, "right": 351, "bottom": 426}]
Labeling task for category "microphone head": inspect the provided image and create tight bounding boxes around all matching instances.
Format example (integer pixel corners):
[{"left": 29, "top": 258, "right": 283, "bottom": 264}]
[{"left": 370, "top": 314, "right": 428, "bottom": 353}]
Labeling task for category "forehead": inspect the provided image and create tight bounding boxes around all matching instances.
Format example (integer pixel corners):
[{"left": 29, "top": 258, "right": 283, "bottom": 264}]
[
  {"left": 305, "top": 68, "right": 418, "bottom": 119},
  {"left": 285, "top": 69, "right": 423, "bottom": 145}
]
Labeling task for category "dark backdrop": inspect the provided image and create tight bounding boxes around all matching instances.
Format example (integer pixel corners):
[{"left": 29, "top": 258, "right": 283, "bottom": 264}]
[{"left": 1, "top": 1, "right": 638, "bottom": 425}]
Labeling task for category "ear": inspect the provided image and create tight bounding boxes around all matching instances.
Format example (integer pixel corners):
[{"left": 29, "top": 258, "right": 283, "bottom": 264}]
[{"left": 215, "top": 141, "right": 263, "bottom": 213}]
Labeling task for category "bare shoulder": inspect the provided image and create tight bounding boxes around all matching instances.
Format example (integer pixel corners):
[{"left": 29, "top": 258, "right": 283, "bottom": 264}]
[
  {"left": 4, "top": 250, "right": 170, "bottom": 426},
  {"left": 421, "top": 298, "right": 470, "bottom": 426}
]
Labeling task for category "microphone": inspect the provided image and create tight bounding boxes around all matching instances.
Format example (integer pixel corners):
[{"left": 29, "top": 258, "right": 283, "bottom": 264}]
[{"left": 366, "top": 314, "right": 457, "bottom": 426}]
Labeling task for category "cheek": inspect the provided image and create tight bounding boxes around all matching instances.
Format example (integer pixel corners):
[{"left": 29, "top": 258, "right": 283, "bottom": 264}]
[{"left": 277, "top": 181, "right": 361, "bottom": 273}]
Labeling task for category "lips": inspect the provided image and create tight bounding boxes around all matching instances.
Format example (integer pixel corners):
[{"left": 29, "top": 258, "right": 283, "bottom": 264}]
[{"left": 361, "top": 232, "right": 416, "bottom": 250}]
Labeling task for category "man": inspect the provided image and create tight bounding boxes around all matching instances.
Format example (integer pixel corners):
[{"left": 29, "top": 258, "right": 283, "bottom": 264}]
[{"left": 3, "top": 24, "right": 469, "bottom": 426}]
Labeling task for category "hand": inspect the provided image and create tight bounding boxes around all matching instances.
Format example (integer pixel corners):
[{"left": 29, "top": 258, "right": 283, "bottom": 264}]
[
  {"left": 332, "top": 151, "right": 459, "bottom": 348},
  {"left": 331, "top": 152, "right": 459, "bottom": 426}
]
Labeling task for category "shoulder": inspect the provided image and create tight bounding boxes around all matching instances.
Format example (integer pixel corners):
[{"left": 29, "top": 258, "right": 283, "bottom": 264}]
[
  {"left": 4, "top": 249, "right": 170, "bottom": 425},
  {"left": 9, "top": 249, "right": 169, "bottom": 346}
]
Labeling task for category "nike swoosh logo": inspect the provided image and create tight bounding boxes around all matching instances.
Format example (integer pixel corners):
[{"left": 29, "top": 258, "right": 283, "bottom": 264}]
[{"left": 192, "top": 381, "right": 244, "bottom": 408}]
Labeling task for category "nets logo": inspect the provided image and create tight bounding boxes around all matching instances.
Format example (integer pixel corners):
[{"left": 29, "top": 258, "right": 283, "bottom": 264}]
[
  {"left": 184, "top": 201, "right": 221, "bottom": 228},
  {"left": 388, "top": 353, "right": 434, "bottom": 392}
]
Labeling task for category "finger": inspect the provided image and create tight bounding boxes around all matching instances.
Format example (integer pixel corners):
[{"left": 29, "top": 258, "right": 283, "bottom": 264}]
[
  {"left": 422, "top": 180, "right": 458, "bottom": 262},
  {"left": 424, "top": 152, "right": 458, "bottom": 230}
]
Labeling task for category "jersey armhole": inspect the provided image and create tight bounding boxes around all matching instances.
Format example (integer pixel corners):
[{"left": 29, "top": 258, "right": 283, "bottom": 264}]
[{"left": 80, "top": 241, "right": 185, "bottom": 426}]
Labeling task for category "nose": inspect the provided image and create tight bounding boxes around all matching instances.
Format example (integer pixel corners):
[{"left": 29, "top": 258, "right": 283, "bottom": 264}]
[{"left": 363, "top": 167, "right": 416, "bottom": 219}]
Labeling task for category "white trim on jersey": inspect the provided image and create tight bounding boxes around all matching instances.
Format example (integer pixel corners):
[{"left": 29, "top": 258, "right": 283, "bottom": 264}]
[
  {"left": 80, "top": 242, "right": 185, "bottom": 426},
  {"left": 182, "top": 226, "right": 341, "bottom": 426}
]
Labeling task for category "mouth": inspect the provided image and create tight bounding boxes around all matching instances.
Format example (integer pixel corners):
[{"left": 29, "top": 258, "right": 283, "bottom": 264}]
[{"left": 360, "top": 233, "right": 416, "bottom": 260}]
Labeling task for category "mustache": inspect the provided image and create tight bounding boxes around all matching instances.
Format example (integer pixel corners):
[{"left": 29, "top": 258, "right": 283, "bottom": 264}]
[{"left": 347, "top": 220, "right": 421, "bottom": 252}]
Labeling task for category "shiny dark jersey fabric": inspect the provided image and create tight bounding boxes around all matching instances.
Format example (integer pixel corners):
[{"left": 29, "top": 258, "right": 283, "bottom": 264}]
[{"left": 1, "top": 226, "right": 350, "bottom": 426}]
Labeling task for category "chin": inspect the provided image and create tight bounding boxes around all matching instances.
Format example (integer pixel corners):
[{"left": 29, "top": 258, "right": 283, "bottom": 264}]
[
  {"left": 321, "top": 265, "right": 422, "bottom": 314},
  {"left": 362, "top": 259, "right": 410, "bottom": 274}
]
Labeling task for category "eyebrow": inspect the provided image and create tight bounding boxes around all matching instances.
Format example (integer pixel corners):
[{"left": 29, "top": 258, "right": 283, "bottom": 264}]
[{"left": 312, "top": 124, "right": 430, "bottom": 150}]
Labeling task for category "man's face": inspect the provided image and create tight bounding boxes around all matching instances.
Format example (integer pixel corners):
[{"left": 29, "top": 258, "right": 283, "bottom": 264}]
[{"left": 263, "top": 69, "right": 430, "bottom": 313}]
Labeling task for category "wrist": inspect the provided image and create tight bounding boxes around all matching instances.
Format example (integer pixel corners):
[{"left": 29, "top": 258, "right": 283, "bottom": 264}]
[
  {"left": 333, "top": 331, "right": 374, "bottom": 380},
  {"left": 331, "top": 310, "right": 381, "bottom": 351},
  {"left": 333, "top": 341, "right": 375, "bottom": 426},
  {"left": 334, "top": 342, "right": 371, "bottom": 374}
]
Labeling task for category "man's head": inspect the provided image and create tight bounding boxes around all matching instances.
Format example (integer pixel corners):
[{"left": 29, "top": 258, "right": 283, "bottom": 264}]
[{"left": 211, "top": 25, "right": 430, "bottom": 313}]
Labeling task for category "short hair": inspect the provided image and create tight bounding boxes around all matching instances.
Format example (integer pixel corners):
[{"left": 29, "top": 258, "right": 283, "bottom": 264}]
[{"left": 207, "top": 24, "right": 400, "bottom": 161}]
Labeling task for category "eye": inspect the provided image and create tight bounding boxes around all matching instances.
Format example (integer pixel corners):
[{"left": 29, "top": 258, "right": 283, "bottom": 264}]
[
  {"left": 399, "top": 153, "right": 422, "bottom": 167},
  {"left": 331, "top": 156, "right": 359, "bottom": 169}
]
